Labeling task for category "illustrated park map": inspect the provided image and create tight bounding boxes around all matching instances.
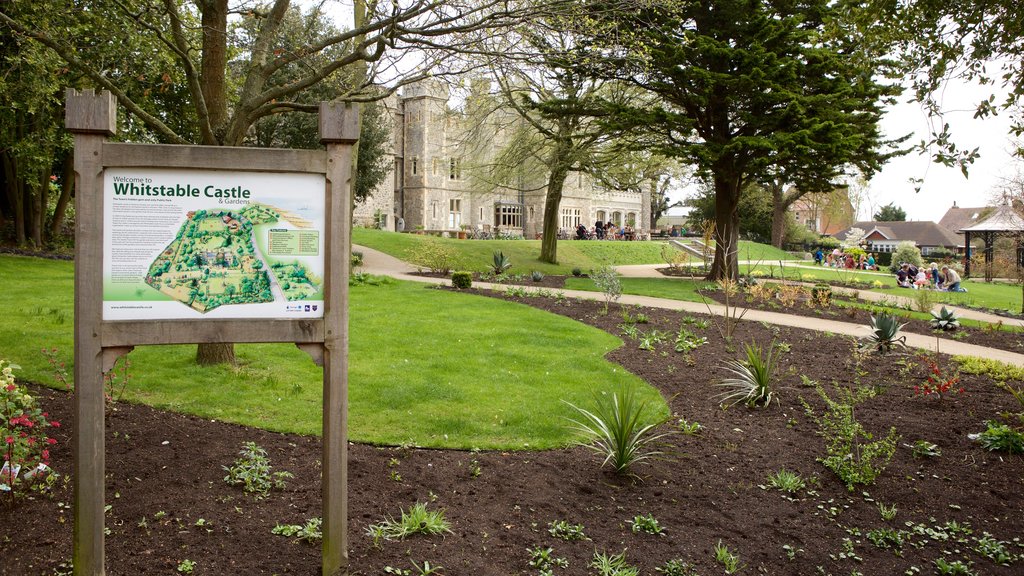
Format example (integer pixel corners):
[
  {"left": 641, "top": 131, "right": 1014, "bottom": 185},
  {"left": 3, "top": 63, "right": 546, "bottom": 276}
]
[{"left": 143, "top": 203, "right": 321, "bottom": 313}]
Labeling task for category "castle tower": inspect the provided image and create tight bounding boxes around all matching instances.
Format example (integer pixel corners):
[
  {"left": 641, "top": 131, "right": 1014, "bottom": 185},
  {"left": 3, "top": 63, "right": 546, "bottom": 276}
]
[{"left": 400, "top": 80, "right": 451, "bottom": 230}]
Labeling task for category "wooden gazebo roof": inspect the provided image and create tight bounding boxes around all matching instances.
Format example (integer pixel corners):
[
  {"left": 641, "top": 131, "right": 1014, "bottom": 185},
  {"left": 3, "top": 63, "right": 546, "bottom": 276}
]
[{"left": 958, "top": 205, "right": 1024, "bottom": 233}]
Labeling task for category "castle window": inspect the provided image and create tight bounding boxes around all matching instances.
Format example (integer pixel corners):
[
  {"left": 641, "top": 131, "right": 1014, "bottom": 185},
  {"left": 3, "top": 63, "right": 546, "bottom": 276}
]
[
  {"left": 449, "top": 157, "right": 461, "bottom": 180},
  {"left": 448, "top": 199, "right": 462, "bottom": 229},
  {"left": 495, "top": 203, "right": 523, "bottom": 228},
  {"left": 561, "top": 208, "right": 582, "bottom": 229},
  {"left": 432, "top": 157, "right": 438, "bottom": 176},
  {"left": 412, "top": 156, "right": 418, "bottom": 175}
]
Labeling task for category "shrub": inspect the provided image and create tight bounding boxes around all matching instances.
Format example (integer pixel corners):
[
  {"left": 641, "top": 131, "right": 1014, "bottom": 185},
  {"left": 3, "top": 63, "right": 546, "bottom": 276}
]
[
  {"left": 405, "top": 239, "right": 459, "bottom": 274},
  {"left": 1, "top": 360, "right": 59, "bottom": 499},
  {"left": 490, "top": 251, "right": 512, "bottom": 274},
  {"left": 715, "top": 340, "right": 780, "bottom": 408},
  {"left": 591, "top": 265, "right": 622, "bottom": 314},
  {"left": 451, "top": 271, "right": 472, "bottom": 289},
  {"left": 888, "top": 241, "right": 923, "bottom": 273},
  {"left": 223, "top": 442, "right": 293, "bottom": 498},
  {"left": 810, "top": 284, "right": 832, "bottom": 307},
  {"left": 350, "top": 251, "right": 364, "bottom": 269},
  {"left": 531, "top": 270, "right": 545, "bottom": 282},
  {"left": 564, "top": 386, "right": 673, "bottom": 475},
  {"left": 571, "top": 267, "right": 583, "bottom": 277},
  {"left": 801, "top": 378, "right": 900, "bottom": 491}
]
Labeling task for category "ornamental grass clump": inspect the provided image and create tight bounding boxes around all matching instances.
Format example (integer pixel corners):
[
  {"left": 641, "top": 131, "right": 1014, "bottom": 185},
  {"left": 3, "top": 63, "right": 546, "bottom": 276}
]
[
  {"left": 564, "top": 386, "right": 673, "bottom": 475},
  {"left": 365, "top": 502, "right": 452, "bottom": 544},
  {"left": 490, "top": 250, "right": 512, "bottom": 274},
  {"left": 715, "top": 339, "right": 780, "bottom": 408},
  {"left": 1, "top": 360, "right": 59, "bottom": 502}
]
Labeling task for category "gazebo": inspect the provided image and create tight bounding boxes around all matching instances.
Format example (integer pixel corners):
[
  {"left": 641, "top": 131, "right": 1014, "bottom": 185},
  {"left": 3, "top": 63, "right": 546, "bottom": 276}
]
[{"left": 958, "top": 205, "right": 1024, "bottom": 280}]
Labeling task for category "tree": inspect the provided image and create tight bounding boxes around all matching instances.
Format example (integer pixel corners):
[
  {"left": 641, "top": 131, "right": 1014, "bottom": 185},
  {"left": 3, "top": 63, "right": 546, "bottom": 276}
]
[
  {"left": 685, "top": 182, "right": 775, "bottom": 245},
  {"left": 887, "top": 1, "right": 1024, "bottom": 169},
  {"left": 479, "top": 26, "right": 639, "bottom": 263},
  {"left": 873, "top": 202, "right": 906, "bottom": 222},
  {"left": 3, "top": 0, "right": 547, "bottom": 364},
  {"left": 576, "top": 0, "right": 899, "bottom": 279}
]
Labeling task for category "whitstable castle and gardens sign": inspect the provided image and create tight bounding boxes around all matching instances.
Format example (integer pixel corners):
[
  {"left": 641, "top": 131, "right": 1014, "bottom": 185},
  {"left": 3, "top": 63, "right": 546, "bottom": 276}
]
[
  {"left": 66, "top": 89, "right": 356, "bottom": 576},
  {"left": 103, "top": 168, "right": 326, "bottom": 320}
]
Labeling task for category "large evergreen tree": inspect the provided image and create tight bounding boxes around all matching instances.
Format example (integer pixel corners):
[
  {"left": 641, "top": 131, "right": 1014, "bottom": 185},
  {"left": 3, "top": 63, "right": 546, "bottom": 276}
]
[{"left": 577, "top": 0, "right": 899, "bottom": 279}]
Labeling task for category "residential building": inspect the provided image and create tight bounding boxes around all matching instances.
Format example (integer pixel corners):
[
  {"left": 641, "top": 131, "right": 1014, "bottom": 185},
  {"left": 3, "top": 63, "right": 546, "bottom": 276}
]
[{"left": 834, "top": 221, "right": 962, "bottom": 255}]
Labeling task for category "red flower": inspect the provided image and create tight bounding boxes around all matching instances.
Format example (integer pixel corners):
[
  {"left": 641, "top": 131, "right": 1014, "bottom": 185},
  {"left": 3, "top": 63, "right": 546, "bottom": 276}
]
[
  {"left": 4, "top": 384, "right": 14, "bottom": 392},
  {"left": 41, "top": 449, "right": 49, "bottom": 460},
  {"left": 50, "top": 421, "right": 60, "bottom": 428},
  {"left": 46, "top": 438, "right": 57, "bottom": 445},
  {"left": 4, "top": 436, "right": 12, "bottom": 444}
]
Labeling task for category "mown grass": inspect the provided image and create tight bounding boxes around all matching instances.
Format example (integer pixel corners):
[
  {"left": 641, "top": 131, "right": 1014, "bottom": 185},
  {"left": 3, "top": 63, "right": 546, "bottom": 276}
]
[
  {"left": 353, "top": 228, "right": 796, "bottom": 274},
  {"left": 564, "top": 277, "right": 710, "bottom": 303},
  {"left": 0, "top": 254, "right": 666, "bottom": 450}
]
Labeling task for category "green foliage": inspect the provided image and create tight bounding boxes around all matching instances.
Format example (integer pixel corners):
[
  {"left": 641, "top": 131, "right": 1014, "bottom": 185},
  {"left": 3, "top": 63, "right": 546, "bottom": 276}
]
[
  {"left": 889, "top": 242, "right": 923, "bottom": 272},
  {"left": 715, "top": 340, "right": 780, "bottom": 408},
  {"left": 1, "top": 359, "right": 58, "bottom": 498},
  {"left": 954, "top": 356, "right": 1024, "bottom": 382},
  {"left": 801, "top": 380, "right": 899, "bottom": 490},
  {"left": 932, "top": 558, "right": 976, "bottom": 575},
  {"left": 351, "top": 251, "right": 364, "bottom": 268},
  {"left": 406, "top": 239, "right": 460, "bottom": 274},
  {"left": 864, "top": 313, "right": 908, "bottom": 353},
  {"left": 674, "top": 327, "right": 708, "bottom": 353},
  {"left": 365, "top": 502, "right": 452, "bottom": 542},
  {"left": 451, "top": 271, "right": 473, "bottom": 289},
  {"left": 930, "top": 306, "right": 960, "bottom": 331},
  {"left": 571, "top": 267, "right": 583, "bottom": 277},
  {"left": 564, "top": 386, "right": 673, "bottom": 475},
  {"left": 176, "top": 559, "right": 196, "bottom": 574},
  {"left": 590, "top": 550, "right": 639, "bottom": 576},
  {"left": 547, "top": 519, "right": 586, "bottom": 541},
  {"left": 629, "top": 513, "right": 665, "bottom": 535},
  {"left": 531, "top": 270, "right": 545, "bottom": 282},
  {"left": 873, "top": 202, "right": 907, "bottom": 221},
  {"left": 222, "top": 442, "right": 292, "bottom": 498},
  {"left": 975, "top": 421, "right": 1024, "bottom": 454},
  {"left": 909, "top": 440, "right": 941, "bottom": 458},
  {"left": 678, "top": 418, "right": 702, "bottom": 435},
  {"left": 271, "top": 517, "right": 322, "bottom": 543},
  {"left": 713, "top": 541, "right": 743, "bottom": 574},
  {"left": 591, "top": 265, "right": 622, "bottom": 314},
  {"left": 491, "top": 251, "right": 512, "bottom": 274},
  {"left": 765, "top": 469, "right": 806, "bottom": 494},
  {"left": 529, "top": 546, "right": 569, "bottom": 572}
]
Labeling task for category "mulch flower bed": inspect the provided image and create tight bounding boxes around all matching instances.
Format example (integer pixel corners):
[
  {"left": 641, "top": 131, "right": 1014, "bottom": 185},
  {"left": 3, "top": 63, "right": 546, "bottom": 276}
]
[{"left": 4, "top": 295, "right": 1023, "bottom": 575}]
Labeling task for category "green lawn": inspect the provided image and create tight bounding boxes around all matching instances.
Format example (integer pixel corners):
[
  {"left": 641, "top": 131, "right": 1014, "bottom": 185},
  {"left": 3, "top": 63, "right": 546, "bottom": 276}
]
[
  {"left": 0, "top": 254, "right": 666, "bottom": 450},
  {"left": 565, "top": 277, "right": 711, "bottom": 303},
  {"left": 353, "top": 228, "right": 797, "bottom": 274}
]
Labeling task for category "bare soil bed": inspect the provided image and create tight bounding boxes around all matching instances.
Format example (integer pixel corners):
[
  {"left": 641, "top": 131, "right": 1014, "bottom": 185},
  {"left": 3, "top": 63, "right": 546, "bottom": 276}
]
[{"left": 4, "top": 294, "right": 1023, "bottom": 575}]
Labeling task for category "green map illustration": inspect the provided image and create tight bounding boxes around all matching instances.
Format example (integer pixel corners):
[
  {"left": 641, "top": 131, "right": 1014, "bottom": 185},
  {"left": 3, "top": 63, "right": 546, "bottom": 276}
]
[{"left": 144, "top": 203, "right": 321, "bottom": 313}]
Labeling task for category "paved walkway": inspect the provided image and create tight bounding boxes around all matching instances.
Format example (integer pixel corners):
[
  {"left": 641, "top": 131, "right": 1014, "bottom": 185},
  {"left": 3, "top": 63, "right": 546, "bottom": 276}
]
[{"left": 355, "top": 245, "right": 1024, "bottom": 366}]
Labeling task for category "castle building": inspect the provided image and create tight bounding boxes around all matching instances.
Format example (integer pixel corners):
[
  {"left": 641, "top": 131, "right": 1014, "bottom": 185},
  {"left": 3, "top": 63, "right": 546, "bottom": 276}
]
[{"left": 354, "top": 81, "right": 648, "bottom": 237}]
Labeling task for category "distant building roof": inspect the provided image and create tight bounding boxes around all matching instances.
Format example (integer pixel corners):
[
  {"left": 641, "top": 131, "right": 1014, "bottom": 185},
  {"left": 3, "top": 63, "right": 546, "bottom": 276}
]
[
  {"left": 835, "top": 220, "right": 962, "bottom": 248},
  {"left": 937, "top": 204, "right": 994, "bottom": 235},
  {"left": 959, "top": 205, "right": 1024, "bottom": 233}
]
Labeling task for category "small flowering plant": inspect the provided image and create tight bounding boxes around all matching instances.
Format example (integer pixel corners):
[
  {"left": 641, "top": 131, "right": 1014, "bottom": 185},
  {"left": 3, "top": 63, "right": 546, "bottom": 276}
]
[
  {"left": 1, "top": 359, "right": 59, "bottom": 501},
  {"left": 913, "top": 355, "right": 965, "bottom": 401}
]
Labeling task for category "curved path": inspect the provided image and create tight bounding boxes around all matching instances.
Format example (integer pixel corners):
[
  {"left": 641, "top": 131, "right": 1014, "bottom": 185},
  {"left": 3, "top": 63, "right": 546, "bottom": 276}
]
[{"left": 355, "top": 245, "right": 1024, "bottom": 366}]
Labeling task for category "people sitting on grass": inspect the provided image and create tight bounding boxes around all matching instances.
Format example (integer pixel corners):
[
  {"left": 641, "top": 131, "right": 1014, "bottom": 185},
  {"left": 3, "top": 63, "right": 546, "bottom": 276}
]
[
  {"left": 896, "top": 263, "right": 912, "bottom": 288},
  {"left": 941, "top": 265, "right": 967, "bottom": 292},
  {"left": 914, "top": 268, "right": 930, "bottom": 289},
  {"left": 930, "top": 262, "right": 942, "bottom": 288},
  {"left": 866, "top": 253, "right": 876, "bottom": 270}
]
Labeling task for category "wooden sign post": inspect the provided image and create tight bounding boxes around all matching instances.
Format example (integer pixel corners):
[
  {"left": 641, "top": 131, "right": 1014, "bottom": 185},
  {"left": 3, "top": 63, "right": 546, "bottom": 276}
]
[{"left": 66, "top": 89, "right": 357, "bottom": 576}]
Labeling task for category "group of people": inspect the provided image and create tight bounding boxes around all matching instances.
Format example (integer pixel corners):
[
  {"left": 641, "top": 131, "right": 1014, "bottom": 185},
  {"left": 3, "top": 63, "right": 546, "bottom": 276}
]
[
  {"left": 896, "top": 262, "right": 966, "bottom": 292},
  {"left": 814, "top": 248, "right": 876, "bottom": 270},
  {"left": 575, "top": 221, "right": 637, "bottom": 240}
]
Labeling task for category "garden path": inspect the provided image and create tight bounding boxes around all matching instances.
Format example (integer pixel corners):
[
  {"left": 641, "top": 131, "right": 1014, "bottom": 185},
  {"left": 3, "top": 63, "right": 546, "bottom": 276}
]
[{"left": 355, "top": 245, "right": 1024, "bottom": 366}]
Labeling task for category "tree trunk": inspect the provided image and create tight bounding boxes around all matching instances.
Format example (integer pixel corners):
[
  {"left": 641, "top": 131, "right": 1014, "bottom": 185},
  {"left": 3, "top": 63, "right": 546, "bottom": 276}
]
[
  {"left": 49, "top": 152, "right": 73, "bottom": 239},
  {"left": 2, "top": 152, "right": 26, "bottom": 245},
  {"left": 196, "top": 342, "right": 236, "bottom": 366},
  {"left": 770, "top": 198, "right": 788, "bottom": 249},
  {"left": 708, "top": 173, "right": 741, "bottom": 281},
  {"left": 199, "top": 0, "right": 229, "bottom": 142},
  {"left": 539, "top": 162, "right": 569, "bottom": 264},
  {"left": 29, "top": 165, "right": 47, "bottom": 247}
]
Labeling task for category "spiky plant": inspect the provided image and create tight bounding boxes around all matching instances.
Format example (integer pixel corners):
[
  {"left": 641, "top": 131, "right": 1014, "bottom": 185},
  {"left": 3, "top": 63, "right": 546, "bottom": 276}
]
[
  {"left": 929, "top": 306, "right": 960, "bottom": 332},
  {"left": 865, "top": 313, "right": 907, "bottom": 353},
  {"left": 490, "top": 251, "right": 512, "bottom": 274},
  {"left": 715, "top": 340, "right": 780, "bottom": 408},
  {"left": 564, "top": 386, "right": 673, "bottom": 475}
]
